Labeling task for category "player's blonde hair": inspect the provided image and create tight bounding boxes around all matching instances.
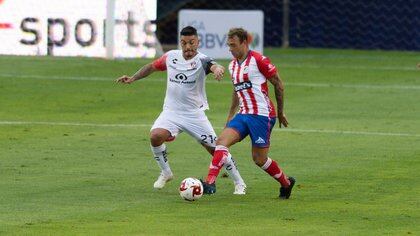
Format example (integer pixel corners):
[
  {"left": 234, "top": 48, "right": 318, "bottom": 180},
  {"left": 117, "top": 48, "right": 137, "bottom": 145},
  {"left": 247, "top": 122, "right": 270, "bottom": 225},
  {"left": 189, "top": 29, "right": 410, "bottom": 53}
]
[{"left": 228, "top": 28, "right": 253, "bottom": 45}]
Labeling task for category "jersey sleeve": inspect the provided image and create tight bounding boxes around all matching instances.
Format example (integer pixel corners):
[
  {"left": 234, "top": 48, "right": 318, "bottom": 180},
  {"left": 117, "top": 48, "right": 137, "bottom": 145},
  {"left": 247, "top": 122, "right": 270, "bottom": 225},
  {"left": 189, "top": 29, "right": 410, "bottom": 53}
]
[
  {"left": 200, "top": 55, "right": 217, "bottom": 75},
  {"left": 256, "top": 55, "right": 277, "bottom": 78},
  {"left": 152, "top": 53, "right": 167, "bottom": 71}
]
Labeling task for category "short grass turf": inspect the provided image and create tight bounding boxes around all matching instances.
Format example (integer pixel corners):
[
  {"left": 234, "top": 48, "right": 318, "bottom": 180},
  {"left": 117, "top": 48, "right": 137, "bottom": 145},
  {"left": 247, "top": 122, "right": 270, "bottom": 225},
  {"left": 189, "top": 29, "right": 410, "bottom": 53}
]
[{"left": 0, "top": 48, "right": 419, "bottom": 235}]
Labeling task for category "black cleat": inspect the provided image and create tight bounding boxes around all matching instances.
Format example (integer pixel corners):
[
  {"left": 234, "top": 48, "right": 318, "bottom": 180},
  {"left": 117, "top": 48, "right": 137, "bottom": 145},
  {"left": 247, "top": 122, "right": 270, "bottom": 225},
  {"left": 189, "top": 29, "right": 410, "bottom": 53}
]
[
  {"left": 279, "top": 177, "right": 296, "bottom": 199},
  {"left": 200, "top": 179, "right": 216, "bottom": 194}
]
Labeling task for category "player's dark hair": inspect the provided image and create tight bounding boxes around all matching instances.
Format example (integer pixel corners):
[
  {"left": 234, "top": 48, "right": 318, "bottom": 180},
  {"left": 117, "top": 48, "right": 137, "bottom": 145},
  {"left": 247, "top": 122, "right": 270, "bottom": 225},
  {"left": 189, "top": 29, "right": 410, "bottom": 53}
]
[
  {"left": 228, "top": 27, "right": 250, "bottom": 44},
  {"left": 180, "top": 26, "right": 198, "bottom": 36}
]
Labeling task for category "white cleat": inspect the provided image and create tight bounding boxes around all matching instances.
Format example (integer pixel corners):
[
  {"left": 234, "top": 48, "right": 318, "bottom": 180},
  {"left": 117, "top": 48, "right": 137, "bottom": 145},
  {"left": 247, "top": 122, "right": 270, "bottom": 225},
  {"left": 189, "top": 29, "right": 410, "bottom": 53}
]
[
  {"left": 233, "top": 184, "right": 247, "bottom": 195},
  {"left": 153, "top": 172, "right": 173, "bottom": 189}
]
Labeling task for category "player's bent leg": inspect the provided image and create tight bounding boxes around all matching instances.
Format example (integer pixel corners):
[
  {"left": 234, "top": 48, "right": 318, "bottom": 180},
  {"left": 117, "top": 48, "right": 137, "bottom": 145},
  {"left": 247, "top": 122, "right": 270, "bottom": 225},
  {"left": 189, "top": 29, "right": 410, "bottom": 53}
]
[
  {"left": 215, "top": 128, "right": 241, "bottom": 147},
  {"left": 183, "top": 113, "right": 246, "bottom": 195},
  {"left": 251, "top": 146, "right": 270, "bottom": 167},
  {"left": 150, "top": 128, "right": 172, "bottom": 147},
  {"left": 224, "top": 154, "right": 247, "bottom": 195},
  {"left": 203, "top": 128, "right": 241, "bottom": 194},
  {"left": 200, "top": 139, "right": 246, "bottom": 194},
  {"left": 201, "top": 144, "right": 228, "bottom": 177},
  {"left": 252, "top": 146, "right": 295, "bottom": 199},
  {"left": 201, "top": 145, "right": 228, "bottom": 177},
  {"left": 150, "top": 128, "right": 174, "bottom": 189},
  {"left": 208, "top": 128, "right": 240, "bottom": 180}
]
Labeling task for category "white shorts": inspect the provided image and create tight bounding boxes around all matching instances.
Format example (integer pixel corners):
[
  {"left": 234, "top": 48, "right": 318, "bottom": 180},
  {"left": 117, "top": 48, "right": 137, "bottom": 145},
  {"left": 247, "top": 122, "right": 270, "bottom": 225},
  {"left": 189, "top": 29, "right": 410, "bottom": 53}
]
[{"left": 151, "top": 109, "right": 217, "bottom": 147}]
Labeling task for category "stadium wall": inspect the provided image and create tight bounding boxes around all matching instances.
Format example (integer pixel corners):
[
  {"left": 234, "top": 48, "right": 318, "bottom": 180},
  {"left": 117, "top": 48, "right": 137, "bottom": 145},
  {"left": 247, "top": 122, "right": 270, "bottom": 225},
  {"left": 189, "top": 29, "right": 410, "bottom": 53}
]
[{"left": 156, "top": 0, "right": 420, "bottom": 51}]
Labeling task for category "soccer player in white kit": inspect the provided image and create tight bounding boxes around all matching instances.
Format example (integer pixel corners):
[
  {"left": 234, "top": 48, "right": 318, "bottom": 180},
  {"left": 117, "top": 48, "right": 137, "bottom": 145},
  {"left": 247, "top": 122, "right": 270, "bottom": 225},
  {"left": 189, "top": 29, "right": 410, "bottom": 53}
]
[{"left": 116, "top": 26, "right": 246, "bottom": 194}]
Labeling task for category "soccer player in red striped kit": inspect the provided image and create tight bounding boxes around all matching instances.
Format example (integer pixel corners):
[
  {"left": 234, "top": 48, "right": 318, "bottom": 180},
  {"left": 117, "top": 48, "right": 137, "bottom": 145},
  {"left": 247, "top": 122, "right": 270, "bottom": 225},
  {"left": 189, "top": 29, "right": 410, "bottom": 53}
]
[{"left": 201, "top": 28, "right": 295, "bottom": 199}]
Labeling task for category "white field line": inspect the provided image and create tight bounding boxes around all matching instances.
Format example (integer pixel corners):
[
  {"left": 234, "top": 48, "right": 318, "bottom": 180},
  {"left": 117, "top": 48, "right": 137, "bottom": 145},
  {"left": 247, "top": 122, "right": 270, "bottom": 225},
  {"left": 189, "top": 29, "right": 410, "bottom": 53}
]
[
  {"left": 269, "top": 52, "right": 420, "bottom": 62},
  {"left": 0, "top": 120, "right": 419, "bottom": 138},
  {"left": 2, "top": 54, "right": 418, "bottom": 71},
  {"left": 1, "top": 73, "right": 420, "bottom": 90},
  {"left": 279, "top": 63, "right": 417, "bottom": 71},
  {"left": 282, "top": 82, "right": 420, "bottom": 90}
]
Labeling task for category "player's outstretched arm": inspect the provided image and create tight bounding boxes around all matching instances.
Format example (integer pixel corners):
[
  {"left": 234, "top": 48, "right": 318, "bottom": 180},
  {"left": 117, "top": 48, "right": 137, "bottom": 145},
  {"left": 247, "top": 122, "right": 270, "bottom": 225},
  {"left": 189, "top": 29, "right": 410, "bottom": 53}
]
[
  {"left": 116, "top": 63, "right": 158, "bottom": 84},
  {"left": 210, "top": 64, "right": 225, "bottom": 81},
  {"left": 268, "top": 73, "right": 288, "bottom": 128}
]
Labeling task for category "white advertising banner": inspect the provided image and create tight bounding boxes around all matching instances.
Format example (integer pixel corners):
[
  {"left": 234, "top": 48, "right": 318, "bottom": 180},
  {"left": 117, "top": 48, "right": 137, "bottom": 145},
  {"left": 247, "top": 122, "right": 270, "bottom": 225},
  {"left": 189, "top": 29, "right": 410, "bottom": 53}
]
[
  {"left": 178, "top": 10, "right": 264, "bottom": 59},
  {"left": 0, "top": 0, "right": 159, "bottom": 58}
]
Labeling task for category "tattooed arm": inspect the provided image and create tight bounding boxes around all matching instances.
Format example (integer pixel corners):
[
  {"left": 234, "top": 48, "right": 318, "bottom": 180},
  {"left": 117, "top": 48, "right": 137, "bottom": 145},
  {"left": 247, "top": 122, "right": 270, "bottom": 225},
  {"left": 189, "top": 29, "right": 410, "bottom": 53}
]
[{"left": 268, "top": 73, "right": 288, "bottom": 128}]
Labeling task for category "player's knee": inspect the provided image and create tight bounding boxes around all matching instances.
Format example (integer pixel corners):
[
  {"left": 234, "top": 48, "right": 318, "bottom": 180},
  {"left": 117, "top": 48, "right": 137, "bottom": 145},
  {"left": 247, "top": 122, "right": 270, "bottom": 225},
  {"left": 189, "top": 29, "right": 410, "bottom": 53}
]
[
  {"left": 150, "top": 132, "right": 165, "bottom": 146},
  {"left": 253, "top": 159, "right": 265, "bottom": 167},
  {"left": 252, "top": 154, "right": 266, "bottom": 167}
]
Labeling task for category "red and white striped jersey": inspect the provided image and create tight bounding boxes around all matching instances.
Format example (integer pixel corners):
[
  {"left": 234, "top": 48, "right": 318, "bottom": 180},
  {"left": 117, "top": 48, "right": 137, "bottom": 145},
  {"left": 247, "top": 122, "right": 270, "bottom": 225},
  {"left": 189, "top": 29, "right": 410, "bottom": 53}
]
[{"left": 228, "top": 50, "right": 277, "bottom": 117}]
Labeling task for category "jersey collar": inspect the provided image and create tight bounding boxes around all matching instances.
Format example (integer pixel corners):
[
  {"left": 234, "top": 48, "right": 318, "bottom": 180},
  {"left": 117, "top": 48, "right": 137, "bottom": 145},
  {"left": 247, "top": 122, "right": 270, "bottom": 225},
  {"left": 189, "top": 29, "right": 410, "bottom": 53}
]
[{"left": 236, "top": 50, "right": 251, "bottom": 66}]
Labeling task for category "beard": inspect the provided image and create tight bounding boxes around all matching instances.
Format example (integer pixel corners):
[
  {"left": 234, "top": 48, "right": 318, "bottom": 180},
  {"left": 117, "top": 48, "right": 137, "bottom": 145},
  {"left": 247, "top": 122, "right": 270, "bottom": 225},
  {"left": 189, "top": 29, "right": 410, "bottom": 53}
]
[{"left": 182, "top": 49, "right": 197, "bottom": 59}]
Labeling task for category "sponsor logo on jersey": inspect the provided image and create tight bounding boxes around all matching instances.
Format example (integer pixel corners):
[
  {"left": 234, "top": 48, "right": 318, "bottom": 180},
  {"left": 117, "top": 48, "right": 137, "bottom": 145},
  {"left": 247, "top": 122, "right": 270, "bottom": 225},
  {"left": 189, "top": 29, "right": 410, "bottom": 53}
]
[
  {"left": 170, "top": 72, "right": 196, "bottom": 84},
  {"left": 234, "top": 81, "right": 252, "bottom": 92},
  {"left": 175, "top": 73, "right": 188, "bottom": 81}
]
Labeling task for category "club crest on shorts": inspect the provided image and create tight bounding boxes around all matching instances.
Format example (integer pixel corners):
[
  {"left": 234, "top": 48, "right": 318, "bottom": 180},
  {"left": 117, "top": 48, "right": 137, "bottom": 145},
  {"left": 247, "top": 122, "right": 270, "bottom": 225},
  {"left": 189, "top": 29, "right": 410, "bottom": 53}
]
[{"left": 255, "top": 137, "right": 266, "bottom": 144}]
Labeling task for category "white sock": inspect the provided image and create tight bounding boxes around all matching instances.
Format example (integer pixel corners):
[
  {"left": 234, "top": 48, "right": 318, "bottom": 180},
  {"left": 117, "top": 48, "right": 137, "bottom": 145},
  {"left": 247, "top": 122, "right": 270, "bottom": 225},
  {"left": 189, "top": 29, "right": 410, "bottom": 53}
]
[
  {"left": 151, "top": 144, "right": 172, "bottom": 176},
  {"left": 224, "top": 153, "right": 245, "bottom": 186}
]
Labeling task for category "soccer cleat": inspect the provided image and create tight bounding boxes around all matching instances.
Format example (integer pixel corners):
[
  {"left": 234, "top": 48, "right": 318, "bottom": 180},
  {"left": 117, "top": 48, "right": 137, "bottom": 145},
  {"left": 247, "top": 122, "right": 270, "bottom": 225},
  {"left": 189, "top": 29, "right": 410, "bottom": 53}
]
[
  {"left": 233, "top": 183, "right": 247, "bottom": 195},
  {"left": 153, "top": 172, "right": 173, "bottom": 189},
  {"left": 200, "top": 179, "right": 216, "bottom": 194},
  {"left": 279, "top": 177, "right": 296, "bottom": 199}
]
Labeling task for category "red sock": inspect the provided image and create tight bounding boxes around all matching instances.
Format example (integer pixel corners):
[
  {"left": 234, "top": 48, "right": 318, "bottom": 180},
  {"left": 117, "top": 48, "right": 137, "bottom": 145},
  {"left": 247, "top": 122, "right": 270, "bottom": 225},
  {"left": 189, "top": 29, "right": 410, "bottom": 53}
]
[
  {"left": 206, "top": 145, "right": 229, "bottom": 184},
  {"left": 261, "top": 158, "right": 290, "bottom": 187}
]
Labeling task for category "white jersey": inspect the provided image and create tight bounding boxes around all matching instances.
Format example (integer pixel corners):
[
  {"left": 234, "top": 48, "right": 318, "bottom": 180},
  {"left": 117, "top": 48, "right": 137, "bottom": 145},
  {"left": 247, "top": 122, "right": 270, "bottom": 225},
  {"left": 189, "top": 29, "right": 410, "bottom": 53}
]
[{"left": 152, "top": 50, "right": 216, "bottom": 113}]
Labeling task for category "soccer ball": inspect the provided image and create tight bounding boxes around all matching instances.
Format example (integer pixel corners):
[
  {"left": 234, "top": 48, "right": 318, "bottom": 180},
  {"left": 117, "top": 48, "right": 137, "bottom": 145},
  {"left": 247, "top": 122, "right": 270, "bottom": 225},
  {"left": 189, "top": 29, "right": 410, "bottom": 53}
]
[{"left": 179, "top": 177, "right": 203, "bottom": 201}]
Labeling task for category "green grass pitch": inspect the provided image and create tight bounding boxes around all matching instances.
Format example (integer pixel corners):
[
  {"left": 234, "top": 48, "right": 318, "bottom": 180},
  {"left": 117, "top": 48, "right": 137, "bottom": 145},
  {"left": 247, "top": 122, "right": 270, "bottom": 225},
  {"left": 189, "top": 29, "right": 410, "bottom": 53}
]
[{"left": 0, "top": 48, "right": 419, "bottom": 235}]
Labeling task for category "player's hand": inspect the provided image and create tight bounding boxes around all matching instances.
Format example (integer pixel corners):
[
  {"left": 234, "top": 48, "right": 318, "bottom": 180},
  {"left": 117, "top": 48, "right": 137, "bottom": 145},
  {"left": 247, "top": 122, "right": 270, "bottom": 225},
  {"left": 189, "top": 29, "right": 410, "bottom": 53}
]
[
  {"left": 278, "top": 113, "right": 288, "bottom": 128},
  {"left": 116, "top": 75, "right": 135, "bottom": 84},
  {"left": 213, "top": 66, "right": 224, "bottom": 81}
]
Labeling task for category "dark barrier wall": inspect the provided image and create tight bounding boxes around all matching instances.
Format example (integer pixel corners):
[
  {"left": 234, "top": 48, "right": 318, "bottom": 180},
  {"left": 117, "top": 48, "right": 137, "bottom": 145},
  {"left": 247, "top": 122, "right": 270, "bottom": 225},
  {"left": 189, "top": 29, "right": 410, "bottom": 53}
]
[
  {"left": 289, "top": 0, "right": 420, "bottom": 50},
  {"left": 157, "top": 0, "right": 419, "bottom": 51},
  {"left": 156, "top": 0, "right": 284, "bottom": 47}
]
